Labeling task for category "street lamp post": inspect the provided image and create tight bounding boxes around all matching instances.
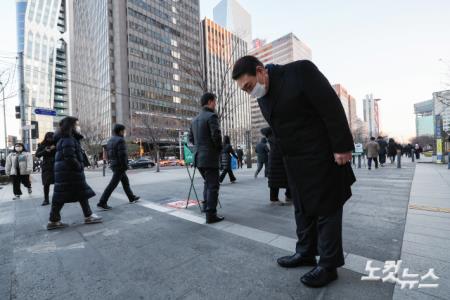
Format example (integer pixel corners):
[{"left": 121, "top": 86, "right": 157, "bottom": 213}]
[{"left": 0, "top": 82, "right": 8, "bottom": 158}]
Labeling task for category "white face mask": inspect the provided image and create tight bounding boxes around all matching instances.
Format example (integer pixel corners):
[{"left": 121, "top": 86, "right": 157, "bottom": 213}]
[
  {"left": 250, "top": 81, "right": 267, "bottom": 98},
  {"left": 75, "top": 126, "right": 81, "bottom": 133},
  {"left": 15, "top": 147, "right": 23, "bottom": 152}
]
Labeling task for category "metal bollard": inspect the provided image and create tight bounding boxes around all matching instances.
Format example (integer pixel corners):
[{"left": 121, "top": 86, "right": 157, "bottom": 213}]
[
  {"left": 357, "top": 154, "right": 361, "bottom": 168},
  {"left": 397, "top": 153, "right": 401, "bottom": 168}
]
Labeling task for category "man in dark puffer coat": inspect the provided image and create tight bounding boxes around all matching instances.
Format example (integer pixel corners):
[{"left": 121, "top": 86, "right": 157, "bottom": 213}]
[{"left": 97, "top": 124, "right": 140, "bottom": 210}]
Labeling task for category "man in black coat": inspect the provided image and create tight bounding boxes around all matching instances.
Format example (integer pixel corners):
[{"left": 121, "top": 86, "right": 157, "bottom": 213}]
[
  {"left": 254, "top": 137, "right": 269, "bottom": 178},
  {"left": 97, "top": 124, "right": 140, "bottom": 210},
  {"left": 236, "top": 147, "right": 244, "bottom": 168},
  {"left": 189, "top": 93, "right": 224, "bottom": 224},
  {"left": 233, "top": 56, "right": 356, "bottom": 288}
]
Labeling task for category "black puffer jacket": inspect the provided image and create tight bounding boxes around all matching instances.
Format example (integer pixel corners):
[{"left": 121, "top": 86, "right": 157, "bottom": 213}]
[
  {"left": 261, "top": 127, "right": 288, "bottom": 189},
  {"left": 35, "top": 142, "right": 56, "bottom": 185},
  {"left": 107, "top": 135, "right": 128, "bottom": 171},
  {"left": 52, "top": 132, "right": 95, "bottom": 204}
]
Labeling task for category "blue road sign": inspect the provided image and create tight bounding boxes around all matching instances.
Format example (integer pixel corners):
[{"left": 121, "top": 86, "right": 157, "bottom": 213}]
[{"left": 34, "top": 108, "right": 57, "bottom": 116}]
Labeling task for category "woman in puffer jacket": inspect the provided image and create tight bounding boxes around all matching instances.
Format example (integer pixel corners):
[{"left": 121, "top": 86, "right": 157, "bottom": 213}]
[{"left": 5, "top": 143, "right": 33, "bottom": 200}]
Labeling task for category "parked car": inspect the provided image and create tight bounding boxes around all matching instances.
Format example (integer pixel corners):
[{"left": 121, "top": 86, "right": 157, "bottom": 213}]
[
  {"left": 128, "top": 158, "right": 155, "bottom": 169},
  {"left": 160, "top": 158, "right": 185, "bottom": 167}
]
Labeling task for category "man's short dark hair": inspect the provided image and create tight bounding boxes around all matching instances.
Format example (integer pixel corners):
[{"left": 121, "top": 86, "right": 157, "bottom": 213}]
[
  {"left": 113, "top": 124, "right": 126, "bottom": 135},
  {"left": 232, "top": 55, "right": 264, "bottom": 80},
  {"left": 370, "top": 136, "right": 376, "bottom": 141},
  {"left": 201, "top": 92, "right": 216, "bottom": 106}
]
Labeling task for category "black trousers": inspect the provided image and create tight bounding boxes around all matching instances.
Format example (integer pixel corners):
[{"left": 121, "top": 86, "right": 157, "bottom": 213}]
[
  {"left": 99, "top": 170, "right": 135, "bottom": 204},
  {"left": 44, "top": 184, "right": 51, "bottom": 202},
  {"left": 368, "top": 157, "right": 378, "bottom": 169},
  {"left": 293, "top": 201, "right": 345, "bottom": 269},
  {"left": 255, "top": 161, "right": 268, "bottom": 177},
  {"left": 198, "top": 168, "right": 220, "bottom": 214},
  {"left": 49, "top": 199, "right": 92, "bottom": 222},
  {"left": 219, "top": 167, "right": 236, "bottom": 183},
  {"left": 270, "top": 187, "right": 291, "bottom": 201},
  {"left": 11, "top": 175, "right": 31, "bottom": 196}
]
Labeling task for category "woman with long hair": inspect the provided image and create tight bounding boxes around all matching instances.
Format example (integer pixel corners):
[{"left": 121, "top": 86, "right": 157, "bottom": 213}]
[
  {"left": 47, "top": 116, "right": 102, "bottom": 230},
  {"left": 219, "top": 135, "right": 238, "bottom": 183},
  {"left": 5, "top": 142, "right": 33, "bottom": 200},
  {"left": 35, "top": 132, "right": 56, "bottom": 206}
]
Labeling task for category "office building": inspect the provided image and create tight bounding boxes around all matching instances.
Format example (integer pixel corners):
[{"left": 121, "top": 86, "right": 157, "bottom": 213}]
[
  {"left": 70, "top": 0, "right": 203, "bottom": 142},
  {"left": 213, "top": 0, "right": 252, "bottom": 47},
  {"left": 248, "top": 33, "right": 312, "bottom": 143},
  {"left": 414, "top": 100, "right": 434, "bottom": 137},
  {"left": 201, "top": 18, "right": 251, "bottom": 146},
  {"left": 332, "top": 84, "right": 357, "bottom": 131},
  {"left": 16, "top": 0, "right": 71, "bottom": 151},
  {"left": 363, "top": 94, "right": 381, "bottom": 138}
]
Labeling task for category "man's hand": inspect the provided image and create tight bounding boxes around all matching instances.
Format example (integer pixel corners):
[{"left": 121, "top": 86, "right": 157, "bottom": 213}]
[{"left": 334, "top": 152, "right": 352, "bottom": 166}]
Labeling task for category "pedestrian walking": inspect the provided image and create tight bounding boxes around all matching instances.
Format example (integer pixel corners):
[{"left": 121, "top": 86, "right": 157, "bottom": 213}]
[
  {"left": 47, "top": 116, "right": 102, "bottom": 230},
  {"left": 365, "top": 137, "right": 380, "bottom": 170},
  {"left": 254, "top": 137, "right": 269, "bottom": 178},
  {"left": 414, "top": 144, "right": 421, "bottom": 159},
  {"left": 236, "top": 146, "right": 244, "bottom": 169},
  {"left": 377, "top": 136, "right": 387, "bottom": 167},
  {"left": 388, "top": 138, "right": 398, "bottom": 163},
  {"left": 35, "top": 132, "right": 56, "bottom": 206},
  {"left": 5, "top": 143, "right": 33, "bottom": 200},
  {"left": 219, "top": 135, "right": 238, "bottom": 184},
  {"left": 97, "top": 124, "right": 140, "bottom": 210},
  {"left": 233, "top": 56, "right": 356, "bottom": 288},
  {"left": 261, "top": 127, "right": 291, "bottom": 205},
  {"left": 189, "top": 93, "right": 224, "bottom": 224}
]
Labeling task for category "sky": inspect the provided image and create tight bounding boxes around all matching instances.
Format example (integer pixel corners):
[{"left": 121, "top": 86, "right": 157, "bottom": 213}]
[{"left": 1, "top": 0, "right": 450, "bottom": 148}]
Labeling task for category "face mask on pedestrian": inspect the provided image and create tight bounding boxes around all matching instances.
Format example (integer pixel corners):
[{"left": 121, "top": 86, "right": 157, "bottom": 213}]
[
  {"left": 249, "top": 69, "right": 268, "bottom": 98},
  {"left": 15, "top": 146, "right": 23, "bottom": 152},
  {"left": 75, "top": 126, "right": 81, "bottom": 134}
]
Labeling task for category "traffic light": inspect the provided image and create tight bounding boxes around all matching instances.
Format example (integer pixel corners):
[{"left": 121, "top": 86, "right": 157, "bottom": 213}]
[
  {"left": 31, "top": 121, "right": 39, "bottom": 139},
  {"left": 15, "top": 106, "right": 21, "bottom": 119}
]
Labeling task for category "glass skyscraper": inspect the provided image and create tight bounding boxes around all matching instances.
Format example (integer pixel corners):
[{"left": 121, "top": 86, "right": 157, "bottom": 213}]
[{"left": 16, "top": 0, "right": 70, "bottom": 151}]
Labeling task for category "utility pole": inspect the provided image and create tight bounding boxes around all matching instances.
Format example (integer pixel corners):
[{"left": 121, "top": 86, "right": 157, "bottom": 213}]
[
  {"left": 0, "top": 82, "right": 7, "bottom": 157},
  {"left": 17, "top": 52, "right": 28, "bottom": 150}
]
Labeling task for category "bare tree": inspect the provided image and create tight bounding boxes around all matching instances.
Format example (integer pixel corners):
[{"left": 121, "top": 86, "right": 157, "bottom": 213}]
[
  {"left": 410, "top": 135, "right": 434, "bottom": 147},
  {"left": 80, "top": 122, "right": 106, "bottom": 160},
  {"left": 133, "top": 112, "right": 179, "bottom": 172}
]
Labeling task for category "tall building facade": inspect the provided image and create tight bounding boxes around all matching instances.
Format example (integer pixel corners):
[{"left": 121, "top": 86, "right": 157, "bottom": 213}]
[
  {"left": 201, "top": 18, "right": 251, "bottom": 147},
  {"left": 332, "top": 84, "right": 357, "bottom": 131},
  {"left": 248, "top": 33, "right": 312, "bottom": 143},
  {"left": 414, "top": 100, "right": 434, "bottom": 136},
  {"left": 363, "top": 94, "right": 381, "bottom": 138},
  {"left": 16, "top": 0, "right": 71, "bottom": 151},
  {"left": 213, "top": 0, "right": 252, "bottom": 47},
  {"left": 70, "top": 0, "right": 203, "bottom": 143}
]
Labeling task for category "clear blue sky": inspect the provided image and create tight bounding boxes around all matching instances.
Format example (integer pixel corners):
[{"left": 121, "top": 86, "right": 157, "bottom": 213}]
[{"left": 1, "top": 0, "right": 450, "bottom": 146}]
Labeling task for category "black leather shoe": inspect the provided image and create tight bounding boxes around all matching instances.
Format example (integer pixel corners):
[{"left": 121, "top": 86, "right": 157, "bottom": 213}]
[
  {"left": 277, "top": 253, "right": 317, "bottom": 268},
  {"left": 41, "top": 200, "right": 50, "bottom": 206},
  {"left": 129, "top": 196, "right": 140, "bottom": 203},
  {"left": 301, "top": 266, "right": 338, "bottom": 288},
  {"left": 206, "top": 213, "right": 224, "bottom": 224},
  {"left": 97, "top": 203, "right": 112, "bottom": 210}
]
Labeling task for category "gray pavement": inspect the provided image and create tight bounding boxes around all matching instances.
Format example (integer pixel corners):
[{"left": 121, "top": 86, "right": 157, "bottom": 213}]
[{"left": 0, "top": 161, "right": 448, "bottom": 299}]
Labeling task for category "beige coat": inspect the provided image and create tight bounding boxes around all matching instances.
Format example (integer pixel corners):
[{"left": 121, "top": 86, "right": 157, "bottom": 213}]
[
  {"left": 365, "top": 141, "right": 380, "bottom": 158},
  {"left": 5, "top": 152, "right": 33, "bottom": 176}
]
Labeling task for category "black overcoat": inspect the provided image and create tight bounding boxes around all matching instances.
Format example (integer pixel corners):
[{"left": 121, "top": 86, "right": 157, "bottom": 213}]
[
  {"left": 52, "top": 132, "right": 95, "bottom": 204},
  {"left": 257, "top": 60, "right": 356, "bottom": 216},
  {"left": 261, "top": 127, "right": 289, "bottom": 189},
  {"left": 35, "top": 142, "right": 56, "bottom": 185}
]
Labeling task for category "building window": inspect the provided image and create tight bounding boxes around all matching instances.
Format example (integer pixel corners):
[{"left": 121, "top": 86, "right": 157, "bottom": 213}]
[
  {"left": 172, "top": 17, "right": 177, "bottom": 24},
  {"left": 171, "top": 50, "right": 180, "bottom": 59},
  {"left": 173, "top": 62, "right": 179, "bottom": 69},
  {"left": 172, "top": 6, "right": 177, "bottom": 13},
  {"left": 173, "top": 85, "right": 180, "bottom": 92},
  {"left": 171, "top": 39, "right": 178, "bottom": 47},
  {"left": 173, "top": 74, "right": 180, "bottom": 81},
  {"left": 173, "top": 96, "right": 181, "bottom": 103}
]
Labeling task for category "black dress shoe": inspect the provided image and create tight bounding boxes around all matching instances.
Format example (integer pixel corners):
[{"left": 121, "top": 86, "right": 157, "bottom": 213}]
[
  {"left": 277, "top": 253, "right": 317, "bottom": 268},
  {"left": 41, "top": 200, "right": 50, "bottom": 206},
  {"left": 129, "top": 196, "right": 140, "bottom": 203},
  {"left": 301, "top": 266, "right": 338, "bottom": 288},
  {"left": 97, "top": 203, "right": 112, "bottom": 210},
  {"left": 206, "top": 213, "right": 224, "bottom": 224}
]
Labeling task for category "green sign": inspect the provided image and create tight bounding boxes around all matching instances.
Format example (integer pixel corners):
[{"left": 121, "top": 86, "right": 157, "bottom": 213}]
[{"left": 184, "top": 144, "right": 194, "bottom": 165}]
